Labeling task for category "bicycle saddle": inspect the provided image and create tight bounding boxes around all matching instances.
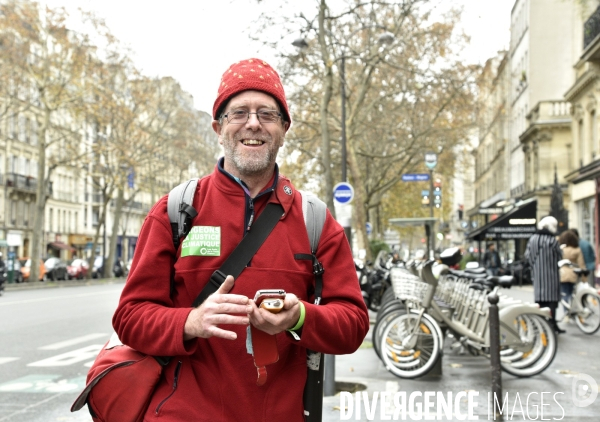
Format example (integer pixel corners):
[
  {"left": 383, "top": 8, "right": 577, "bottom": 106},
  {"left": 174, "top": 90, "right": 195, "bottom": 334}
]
[
  {"left": 459, "top": 272, "right": 487, "bottom": 281},
  {"left": 464, "top": 267, "right": 486, "bottom": 274},
  {"left": 573, "top": 268, "right": 590, "bottom": 277},
  {"left": 498, "top": 275, "right": 513, "bottom": 288}
]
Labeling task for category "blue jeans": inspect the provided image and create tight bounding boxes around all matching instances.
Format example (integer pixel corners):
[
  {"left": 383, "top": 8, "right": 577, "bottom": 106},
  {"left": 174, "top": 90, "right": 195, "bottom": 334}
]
[
  {"left": 487, "top": 268, "right": 499, "bottom": 276},
  {"left": 561, "top": 282, "right": 574, "bottom": 305}
]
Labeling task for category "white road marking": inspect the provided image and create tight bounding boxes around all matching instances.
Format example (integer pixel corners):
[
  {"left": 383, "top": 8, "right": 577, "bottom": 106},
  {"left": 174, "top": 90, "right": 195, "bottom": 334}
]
[
  {"left": 39, "top": 333, "right": 108, "bottom": 350},
  {"left": 0, "top": 391, "right": 64, "bottom": 421},
  {"left": 0, "top": 289, "right": 121, "bottom": 306},
  {"left": 0, "top": 357, "right": 19, "bottom": 365},
  {"left": 28, "top": 344, "right": 103, "bottom": 367}
]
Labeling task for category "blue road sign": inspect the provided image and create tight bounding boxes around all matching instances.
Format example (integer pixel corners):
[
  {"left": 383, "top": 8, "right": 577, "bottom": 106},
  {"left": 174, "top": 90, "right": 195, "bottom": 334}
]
[
  {"left": 421, "top": 190, "right": 430, "bottom": 197},
  {"left": 366, "top": 222, "right": 372, "bottom": 235},
  {"left": 333, "top": 182, "right": 354, "bottom": 204},
  {"left": 402, "top": 173, "right": 430, "bottom": 182}
]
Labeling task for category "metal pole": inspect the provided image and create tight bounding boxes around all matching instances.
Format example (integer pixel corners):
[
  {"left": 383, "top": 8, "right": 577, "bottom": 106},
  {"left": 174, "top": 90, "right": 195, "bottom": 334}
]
[
  {"left": 323, "top": 55, "right": 348, "bottom": 398},
  {"left": 429, "top": 169, "right": 434, "bottom": 258},
  {"left": 488, "top": 292, "right": 503, "bottom": 420},
  {"left": 340, "top": 56, "right": 347, "bottom": 183},
  {"left": 323, "top": 354, "right": 336, "bottom": 396}
]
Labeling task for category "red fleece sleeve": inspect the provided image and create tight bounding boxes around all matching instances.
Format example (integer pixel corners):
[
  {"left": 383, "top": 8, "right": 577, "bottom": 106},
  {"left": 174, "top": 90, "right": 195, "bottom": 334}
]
[
  {"left": 289, "top": 214, "right": 370, "bottom": 354},
  {"left": 112, "top": 198, "right": 197, "bottom": 357}
]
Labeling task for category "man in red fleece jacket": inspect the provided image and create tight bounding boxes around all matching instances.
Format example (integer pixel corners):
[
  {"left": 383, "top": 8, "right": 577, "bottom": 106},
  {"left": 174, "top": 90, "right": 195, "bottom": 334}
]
[{"left": 112, "top": 58, "right": 370, "bottom": 421}]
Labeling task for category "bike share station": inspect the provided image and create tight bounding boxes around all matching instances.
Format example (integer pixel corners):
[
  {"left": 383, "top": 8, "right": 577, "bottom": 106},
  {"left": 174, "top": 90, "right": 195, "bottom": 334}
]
[{"left": 371, "top": 250, "right": 559, "bottom": 418}]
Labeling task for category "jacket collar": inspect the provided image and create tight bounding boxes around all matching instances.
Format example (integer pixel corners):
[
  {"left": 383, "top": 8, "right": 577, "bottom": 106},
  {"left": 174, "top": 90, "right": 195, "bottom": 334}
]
[
  {"left": 536, "top": 229, "right": 556, "bottom": 237},
  {"left": 214, "top": 158, "right": 294, "bottom": 219}
]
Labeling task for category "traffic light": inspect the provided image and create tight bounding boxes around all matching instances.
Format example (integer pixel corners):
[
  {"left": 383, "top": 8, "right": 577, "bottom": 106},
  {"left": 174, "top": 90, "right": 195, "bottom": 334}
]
[
  {"left": 421, "top": 189, "right": 430, "bottom": 207},
  {"left": 433, "top": 180, "right": 442, "bottom": 209}
]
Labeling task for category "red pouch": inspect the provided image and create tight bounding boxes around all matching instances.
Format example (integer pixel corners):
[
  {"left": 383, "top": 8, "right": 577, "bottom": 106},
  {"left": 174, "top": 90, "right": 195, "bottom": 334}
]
[
  {"left": 250, "top": 325, "right": 279, "bottom": 386},
  {"left": 71, "top": 334, "right": 164, "bottom": 422}
]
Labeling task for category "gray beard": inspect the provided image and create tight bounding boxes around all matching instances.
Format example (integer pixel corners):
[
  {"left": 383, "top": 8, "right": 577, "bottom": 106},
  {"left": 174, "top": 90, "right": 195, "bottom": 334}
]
[{"left": 225, "top": 144, "right": 277, "bottom": 177}]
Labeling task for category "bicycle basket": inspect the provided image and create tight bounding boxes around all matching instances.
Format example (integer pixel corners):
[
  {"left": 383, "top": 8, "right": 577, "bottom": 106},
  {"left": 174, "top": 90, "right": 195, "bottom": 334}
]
[{"left": 390, "top": 267, "right": 429, "bottom": 305}]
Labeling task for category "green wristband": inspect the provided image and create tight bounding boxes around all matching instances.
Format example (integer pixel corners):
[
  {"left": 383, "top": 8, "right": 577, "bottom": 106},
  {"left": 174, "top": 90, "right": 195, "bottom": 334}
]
[{"left": 288, "top": 301, "right": 306, "bottom": 332}]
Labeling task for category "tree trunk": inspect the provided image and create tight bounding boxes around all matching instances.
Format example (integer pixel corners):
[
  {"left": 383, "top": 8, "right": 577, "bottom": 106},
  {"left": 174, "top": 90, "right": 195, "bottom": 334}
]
[
  {"left": 87, "top": 209, "right": 103, "bottom": 280},
  {"left": 29, "top": 108, "right": 50, "bottom": 283},
  {"left": 106, "top": 186, "right": 124, "bottom": 278}
]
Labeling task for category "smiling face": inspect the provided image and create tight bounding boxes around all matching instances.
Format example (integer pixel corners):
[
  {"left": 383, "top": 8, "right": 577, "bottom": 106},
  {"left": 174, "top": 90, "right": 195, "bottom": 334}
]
[{"left": 212, "top": 90, "right": 289, "bottom": 180}]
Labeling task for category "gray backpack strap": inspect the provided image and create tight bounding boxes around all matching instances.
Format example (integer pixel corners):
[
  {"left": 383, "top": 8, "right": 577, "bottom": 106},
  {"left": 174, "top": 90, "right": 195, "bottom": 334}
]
[
  {"left": 299, "top": 190, "right": 327, "bottom": 422},
  {"left": 300, "top": 190, "right": 327, "bottom": 254},
  {"left": 168, "top": 178, "right": 199, "bottom": 250}
]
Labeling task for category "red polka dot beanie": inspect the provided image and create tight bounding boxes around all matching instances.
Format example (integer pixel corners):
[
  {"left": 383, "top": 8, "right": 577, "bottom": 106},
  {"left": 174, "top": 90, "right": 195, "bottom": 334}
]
[{"left": 213, "top": 58, "right": 291, "bottom": 128}]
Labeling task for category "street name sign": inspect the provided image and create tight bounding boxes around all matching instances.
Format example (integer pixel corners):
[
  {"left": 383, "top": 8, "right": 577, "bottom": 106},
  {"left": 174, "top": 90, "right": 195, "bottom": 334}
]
[
  {"left": 402, "top": 173, "right": 430, "bottom": 182},
  {"left": 333, "top": 182, "right": 354, "bottom": 204}
]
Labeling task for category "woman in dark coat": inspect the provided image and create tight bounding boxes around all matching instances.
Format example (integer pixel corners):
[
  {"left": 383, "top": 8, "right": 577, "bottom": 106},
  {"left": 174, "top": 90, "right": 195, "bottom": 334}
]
[{"left": 525, "top": 216, "right": 564, "bottom": 333}]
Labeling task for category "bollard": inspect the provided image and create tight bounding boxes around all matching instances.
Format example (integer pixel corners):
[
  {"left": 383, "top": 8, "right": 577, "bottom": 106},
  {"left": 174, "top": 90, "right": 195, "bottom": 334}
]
[{"left": 488, "top": 292, "right": 503, "bottom": 420}]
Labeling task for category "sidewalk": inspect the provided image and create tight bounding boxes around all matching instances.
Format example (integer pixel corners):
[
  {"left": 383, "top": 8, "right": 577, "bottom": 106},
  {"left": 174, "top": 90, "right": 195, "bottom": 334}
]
[
  {"left": 3, "top": 277, "right": 125, "bottom": 291},
  {"left": 322, "top": 300, "right": 599, "bottom": 422}
]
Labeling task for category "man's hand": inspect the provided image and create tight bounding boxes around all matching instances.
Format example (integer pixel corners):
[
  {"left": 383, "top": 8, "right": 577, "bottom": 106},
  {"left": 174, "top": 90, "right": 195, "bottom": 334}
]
[
  {"left": 183, "top": 275, "right": 251, "bottom": 341},
  {"left": 249, "top": 293, "right": 301, "bottom": 335}
]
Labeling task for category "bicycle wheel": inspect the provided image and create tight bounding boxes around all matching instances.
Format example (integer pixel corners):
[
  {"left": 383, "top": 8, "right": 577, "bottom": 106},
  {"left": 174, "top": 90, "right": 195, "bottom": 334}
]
[
  {"left": 575, "top": 293, "right": 600, "bottom": 334},
  {"left": 499, "top": 314, "right": 557, "bottom": 377},
  {"left": 379, "top": 311, "right": 442, "bottom": 379},
  {"left": 373, "top": 304, "right": 406, "bottom": 359}
]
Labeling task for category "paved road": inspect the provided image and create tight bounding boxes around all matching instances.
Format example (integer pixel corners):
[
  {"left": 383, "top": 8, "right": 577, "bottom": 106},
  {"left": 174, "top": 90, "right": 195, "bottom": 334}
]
[
  {"left": 0, "top": 283, "right": 123, "bottom": 422},
  {"left": 1, "top": 283, "right": 599, "bottom": 421}
]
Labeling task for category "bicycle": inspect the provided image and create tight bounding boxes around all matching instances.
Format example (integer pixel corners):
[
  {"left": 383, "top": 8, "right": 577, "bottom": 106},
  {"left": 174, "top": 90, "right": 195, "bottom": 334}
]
[
  {"left": 378, "top": 260, "right": 557, "bottom": 378},
  {"left": 557, "top": 262, "right": 600, "bottom": 334}
]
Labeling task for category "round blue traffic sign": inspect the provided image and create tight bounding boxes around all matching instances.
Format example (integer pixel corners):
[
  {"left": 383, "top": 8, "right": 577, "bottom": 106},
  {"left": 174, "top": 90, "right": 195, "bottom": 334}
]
[
  {"left": 333, "top": 182, "right": 354, "bottom": 204},
  {"left": 366, "top": 222, "right": 372, "bottom": 235}
]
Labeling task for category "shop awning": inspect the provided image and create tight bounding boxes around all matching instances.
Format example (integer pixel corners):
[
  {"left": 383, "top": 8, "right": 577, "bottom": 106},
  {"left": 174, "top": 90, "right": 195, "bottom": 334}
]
[
  {"left": 466, "top": 199, "right": 537, "bottom": 241},
  {"left": 48, "top": 241, "right": 75, "bottom": 251}
]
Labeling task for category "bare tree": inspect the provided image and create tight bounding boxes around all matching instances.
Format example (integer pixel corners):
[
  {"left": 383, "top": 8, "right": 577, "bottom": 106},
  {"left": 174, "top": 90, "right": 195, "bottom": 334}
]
[
  {"left": 254, "top": 0, "right": 478, "bottom": 257},
  {"left": 0, "top": 1, "right": 115, "bottom": 281}
]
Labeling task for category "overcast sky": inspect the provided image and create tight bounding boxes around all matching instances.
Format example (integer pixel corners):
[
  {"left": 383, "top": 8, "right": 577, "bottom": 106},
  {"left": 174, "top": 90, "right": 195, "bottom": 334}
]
[{"left": 41, "top": 0, "right": 514, "bottom": 115}]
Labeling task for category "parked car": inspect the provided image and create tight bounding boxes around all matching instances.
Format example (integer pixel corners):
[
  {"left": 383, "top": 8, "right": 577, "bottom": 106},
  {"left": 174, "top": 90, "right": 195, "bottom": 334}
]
[
  {"left": 44, "top": 257, "right": 69, "bottom": 281},
  {"left": 67, "top": 258, "right": 89, "bottom": 280},
  {"left": 92, "top": 256, "right": 126, "bottom": 279},
  {"left": 20, "top": 258, "right": 47, "bottom": 282}
]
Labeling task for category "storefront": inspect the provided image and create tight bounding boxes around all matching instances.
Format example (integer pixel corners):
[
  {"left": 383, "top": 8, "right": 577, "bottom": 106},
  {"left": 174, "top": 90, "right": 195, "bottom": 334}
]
[{"left": 466, "top": 199, "right": 537, "bottom": 262}]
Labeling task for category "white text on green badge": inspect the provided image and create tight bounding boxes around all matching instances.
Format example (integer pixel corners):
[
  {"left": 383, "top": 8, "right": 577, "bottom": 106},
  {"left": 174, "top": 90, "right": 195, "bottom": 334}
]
[{"left": 181, "top": 226, "right": 221, "bottom": 257}]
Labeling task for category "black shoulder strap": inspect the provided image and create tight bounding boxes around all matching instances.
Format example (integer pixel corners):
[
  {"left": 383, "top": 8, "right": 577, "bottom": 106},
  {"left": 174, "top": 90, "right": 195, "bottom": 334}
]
[{"left": 192, "top": 203, "right": 284, "bottom": 307}]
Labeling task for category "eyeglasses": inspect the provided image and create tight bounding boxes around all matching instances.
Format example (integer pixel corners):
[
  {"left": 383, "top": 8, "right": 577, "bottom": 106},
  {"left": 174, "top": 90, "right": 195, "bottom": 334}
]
[{"left": 222, "top": 109, "right": 282, "bottom": 124}]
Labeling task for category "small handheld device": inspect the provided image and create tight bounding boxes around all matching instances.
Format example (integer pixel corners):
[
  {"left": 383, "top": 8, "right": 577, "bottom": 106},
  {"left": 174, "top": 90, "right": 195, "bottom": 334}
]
[{"left": 254, "top": 289, "right": 286, "bottom": 314}]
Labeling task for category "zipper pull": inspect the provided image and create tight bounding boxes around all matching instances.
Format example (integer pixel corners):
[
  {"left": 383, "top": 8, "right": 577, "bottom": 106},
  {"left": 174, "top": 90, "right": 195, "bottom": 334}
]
[{"left": 247, "top": 199, "right": 255, "bottom": 231}]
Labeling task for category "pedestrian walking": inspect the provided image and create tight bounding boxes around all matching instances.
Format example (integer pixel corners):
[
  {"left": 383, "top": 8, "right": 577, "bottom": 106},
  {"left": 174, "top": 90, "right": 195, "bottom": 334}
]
[
  {"left": 558, "top": 230, "right": 586, "bottom": 305},
  {"left": 525, "top": 216, "right": 564, "bottom": 333},
  {"left": 483, "top": 243, "right": 501, "bottom": 276},
  {"left": 111, "top": 58, "right": 369, "bottom": 421},
  {"left": 570, "top": 228, "right": 596, "bottom": 286}
]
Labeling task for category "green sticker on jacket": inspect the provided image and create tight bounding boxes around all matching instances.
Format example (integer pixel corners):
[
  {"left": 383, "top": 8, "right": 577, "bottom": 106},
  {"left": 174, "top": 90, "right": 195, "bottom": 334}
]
[{"left": 181, "top": 226, "right": 221, "bottom": 257}]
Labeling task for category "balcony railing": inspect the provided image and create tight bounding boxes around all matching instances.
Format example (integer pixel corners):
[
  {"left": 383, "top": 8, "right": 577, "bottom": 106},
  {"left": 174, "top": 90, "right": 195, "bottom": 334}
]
[
  {"left": 584, "top": 6, "right": 600, "bottom": 49},
  {"left": 53, "top": 190, "right": 79, "bottom": 203},
  {"left": 6, "top": 173, "right": 37, "bottom": 192}
]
